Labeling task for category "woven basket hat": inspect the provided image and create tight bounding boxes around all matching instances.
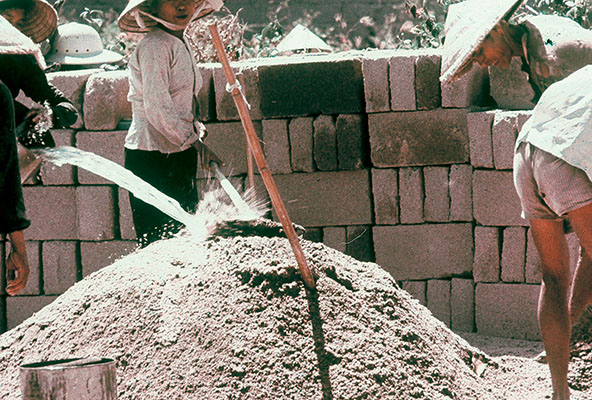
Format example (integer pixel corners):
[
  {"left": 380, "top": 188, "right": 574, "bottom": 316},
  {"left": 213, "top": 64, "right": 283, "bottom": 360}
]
[
  {"left": 0, "top": 15, "right": 45, "bottom": 68},
  {"left": 0, "top": 0, "right": 58, "bottom": 43},
  {"left": 440, "top": 0, "right": 524, "bottom": 84},
  {"left": 118, "top": 0, "right": 225, "bottom": 33}
]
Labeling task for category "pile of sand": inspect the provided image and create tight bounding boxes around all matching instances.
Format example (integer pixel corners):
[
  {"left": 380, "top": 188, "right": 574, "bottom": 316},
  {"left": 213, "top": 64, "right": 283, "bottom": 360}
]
[{"left": 1, "top": 231, "right": 591, "bottom": 399}]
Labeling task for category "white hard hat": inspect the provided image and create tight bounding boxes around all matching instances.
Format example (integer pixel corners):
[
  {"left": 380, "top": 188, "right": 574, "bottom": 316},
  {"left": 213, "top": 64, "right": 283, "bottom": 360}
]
[{"left": 46, "top": 22, "right": 123, "bottom": 66}]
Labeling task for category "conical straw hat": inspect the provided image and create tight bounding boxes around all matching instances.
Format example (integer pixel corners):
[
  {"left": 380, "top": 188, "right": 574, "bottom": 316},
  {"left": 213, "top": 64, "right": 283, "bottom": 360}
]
[
  {"left": 2, "top": 0, "right": 59, "bottom": 43},
  {"left": 0, "top": 15, "right": 45, "bottom": 68},
  {"left": 118, "top": 0, "right": 226, "bottom": 33},
  {"left": 440, "top": 0, "right": 524, "bottom": 84}
]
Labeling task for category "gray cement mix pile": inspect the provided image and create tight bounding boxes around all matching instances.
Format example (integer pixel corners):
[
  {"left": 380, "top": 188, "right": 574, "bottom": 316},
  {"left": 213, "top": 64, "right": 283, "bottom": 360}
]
[{"left": 1, "top": 232, "right": 591, "bottom": 399}]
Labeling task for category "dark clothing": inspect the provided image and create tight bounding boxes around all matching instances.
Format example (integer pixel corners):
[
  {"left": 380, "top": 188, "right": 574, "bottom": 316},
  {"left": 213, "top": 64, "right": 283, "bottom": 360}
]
[
  {"left": 124, "top": 147, "right": 198, "bottom": 247},
  {"left": 0, "top": 80, "right": 30, "bottom": 234},
  {"left": 0, "top": 54, "right": 77, "bottom": 130}
]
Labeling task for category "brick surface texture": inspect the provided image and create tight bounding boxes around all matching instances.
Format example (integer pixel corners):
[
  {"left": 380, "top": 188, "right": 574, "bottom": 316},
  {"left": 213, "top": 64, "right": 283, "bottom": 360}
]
[
  {"left": 415, "top": 54, "right": 441, "bottom": 110},
  {"left": 42, "top": 241, "right": 78, "bottom": 295},
  {"left": 362, "top": 56, "right": 390, "bottom": 112},
  {"left": 262, "top": 119, "right": 292, "bottom": 175},
  {"left": 501, "top": 227, "right": 526, "bottom": 283},
  {"left": 427, "top": 279, "right": 451, "bottom": 327},
  {"left": 449, "top": 164, "right": 473, "bottom": 221},
  {"left": 466, "top": 111, "right": 495, "bottom": 168},
  {"left": 424, "top": 166, "right": 449, "bottom": 222},
  {"left": 374, "top": 224, "right": 473, "bottom": 280},
  {"left": 369, "top": 109, "right": 468, "bottom": 167},
  {"left": 372, "top": 168, "right": 399, "bottom": 225},
  {"left": 474, "top": 226, "right": 500, "bottom": 283},
  {"left": 401, "top": 281, "right": 426, "bottom": 306},
  {"left": 476, "top": 283, "right": 540, "bottom": 339},
  {"left": 451, "top": 278, "right": 474, "bottom": 332},
  {"left": 289, "top": 117, "right": 314, "bottom": 172},
  {"left": 399, "top": 167, "right": 424, "bottom": 224},
  {"left": 336, "top": 114, "right": 365, "bottom": 170},
  {"left": 473, "top": 170, "right": 526, "bottom": 227},
  {"left": 77, "top": 186, "right": 116, "bottom": 241},
  {"left": 313, "top": 115, "right": 338, "bottom": 171},
  {"left": 389, "top": 54, "right": 416, "bottom": 111}
]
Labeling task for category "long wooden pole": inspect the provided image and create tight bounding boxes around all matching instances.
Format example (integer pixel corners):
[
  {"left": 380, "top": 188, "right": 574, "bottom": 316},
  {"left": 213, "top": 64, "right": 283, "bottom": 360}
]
[{"left": 208, "top": 24, "right": 316, "bottom": 290}]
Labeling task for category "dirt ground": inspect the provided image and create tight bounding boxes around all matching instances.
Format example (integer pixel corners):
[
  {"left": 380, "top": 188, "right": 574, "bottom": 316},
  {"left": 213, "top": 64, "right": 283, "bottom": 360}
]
[{"left": 0, "top": 231, "right": 591, "bottom": 399}]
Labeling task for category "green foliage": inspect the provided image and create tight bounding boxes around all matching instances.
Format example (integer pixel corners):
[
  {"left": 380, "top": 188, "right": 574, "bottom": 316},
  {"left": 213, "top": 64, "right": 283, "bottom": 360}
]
[{"left": 69, "top": 0, "right": 592, "bottom": 64}]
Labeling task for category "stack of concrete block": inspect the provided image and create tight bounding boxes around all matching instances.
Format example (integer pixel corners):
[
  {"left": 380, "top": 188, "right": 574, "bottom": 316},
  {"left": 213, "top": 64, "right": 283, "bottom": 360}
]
[{"left": 3, "top": 49, "right": 556, "bottom": 340}]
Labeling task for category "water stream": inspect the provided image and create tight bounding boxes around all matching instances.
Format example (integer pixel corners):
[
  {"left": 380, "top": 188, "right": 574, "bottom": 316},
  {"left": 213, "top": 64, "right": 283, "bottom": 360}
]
[{"left": 38, "top": 146, "right": 262, "bottom": 241}]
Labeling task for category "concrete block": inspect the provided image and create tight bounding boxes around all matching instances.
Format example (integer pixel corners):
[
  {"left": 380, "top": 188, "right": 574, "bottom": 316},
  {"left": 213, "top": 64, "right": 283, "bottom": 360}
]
[
  {"left": 415, "top": 53, "right": 441, "bottom": 110},
  {"left": 399, "top": 167, "right": 424, "bottom": 224},
  {"left": 372, "top": 168, "right": 399, "bottom": 225},
  {"left": 441, "top": 64, "right": 489, "bottom": 108},
  {"left": 23, "top": 186, "right": 78, "bottom": 240},
  {"left": 369, "top": 109, "right": 468, "bottom": 167},
  {"left": 346, "top": 225, "right": 374, "bottom": 262},
  {"left": 268, "top": 170, "right": 372, "bottom": 227},
  {"left": 313, "top": 115, "right": 337, "bottom": 171},
  {"left": 214, "top": 63, "right": 262, "bottom": 121},
  {"left": 258, "top": 55, "right": 364, "bottom": 118},
  {"left": 449, "top": 164, "right": 473, "bottom": 221},
  {"left": 467, "top": 111, "right": 495, "bottom": 168},
  {"left": 196, "top": 64, "right": 216, "bottom": 121},
  {"left": 476, "top": 283, "right": 540, "bottom": 340},
  {"left": 492, "top": 112, "right": 519, "bottom": 170},
  {"left": 77, "top": 186, "right": 116, "bottom": 241},
  {"left": 42, "top": 241, "right": 77, "bottom": 295},
  {"left": 451, "top": 278, "right": 474, "bottom": 332},
  {"left": 262, "top": 119, "right": 291, "bottom": 174},
  {"left": 525, "top": 229, "right": 541, "bottom": 284},
  {"left": 401, "top": 280, "right": 426, "bottom": 306},
  {"left": 374, "top": 223, "right": 473, "bottom": 280},
  {"left": 473, "top": 170, "right": 526, "bottom": 226},
  {"left": 203, "top": 121, "right": 260, "bottom": 176},
  {"left": 427, "top": 279, "right": 450, "bottom": 327},
  {"left": 389, "top": 54, "right": 416, "bottom": 111},
  {"left": 81, "top": 241, "right": 137, "bottom": 277},
  {"left": 336, "top": 114, "right": 365, "bottom": 171},
  {"left": 501, "top": 227, "right": 526, "bottom": 283},
  {"left": 323, "top": 227, "right": 346, "bottom": 254},
  {"left": 489, "top": 57, "right": 536, "bottom": 110},
  {"left": 47, "top": 70, "right": 98, "bottom": 129},
  {"left": 40, "top": 130, "right": 75, "bottom": 185},
  {"left": 516, "top": 111, "right": 533, "bottom": 133},
  {"left": 362, "top": 56, "right": 390, "bottom": 112},
  {"left": 474, "top": 226, "right": 500, "bottom": 283},
  {"left": 424, "top": 166, "right": 449, "bottom": 222},
  {"left": 6, "top": 295, "right": 57, "bottom": 330},
  {"left": 303, "top": 228, "right": 322, "bottom": 243},
  {"left": 0, "top": 241, "right": 4, "bottom": 297},
  {"left": 75, "top": 130, "right": 127, "bottom": 184},
  {"left": 83, "top": 70, "right": 131, "bottom": 130},
  {"left": 289, "top": 117, "right": 314, "bottom": 172},
  {"left": 118, "top": 188, "right": 136, "bottom": 240}
]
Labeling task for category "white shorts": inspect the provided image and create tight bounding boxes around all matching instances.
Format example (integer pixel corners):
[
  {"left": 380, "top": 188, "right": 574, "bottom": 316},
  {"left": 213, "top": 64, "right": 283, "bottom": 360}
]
[{"left": 513, "top": 142, "right": 592, "bottom": 220}]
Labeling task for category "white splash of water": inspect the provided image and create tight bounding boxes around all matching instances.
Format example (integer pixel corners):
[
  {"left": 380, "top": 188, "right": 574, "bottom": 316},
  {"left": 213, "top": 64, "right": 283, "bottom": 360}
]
[{"left": 38, "top": 146, "right": 266, "bottom": 241}]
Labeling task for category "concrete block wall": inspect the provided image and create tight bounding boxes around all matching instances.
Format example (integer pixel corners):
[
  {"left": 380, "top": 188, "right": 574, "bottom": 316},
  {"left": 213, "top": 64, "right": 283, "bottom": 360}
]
[{"left": 2, "top": 50, "right": 553, "bottom": 340}]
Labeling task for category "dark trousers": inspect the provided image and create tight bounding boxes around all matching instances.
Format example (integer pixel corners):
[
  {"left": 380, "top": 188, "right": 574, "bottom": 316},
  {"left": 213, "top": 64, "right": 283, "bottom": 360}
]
[
  {"left": 124, "top": 147, "right": 198, "bottom": 247},
  {"left": 0, "top": 80, "right": 30, "bottom": 234}
]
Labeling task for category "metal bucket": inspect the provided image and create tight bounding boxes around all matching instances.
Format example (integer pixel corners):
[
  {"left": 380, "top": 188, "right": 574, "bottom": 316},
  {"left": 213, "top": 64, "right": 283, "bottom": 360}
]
[{"left": 19, "top": 357, "right": 117, "bottom": 400}]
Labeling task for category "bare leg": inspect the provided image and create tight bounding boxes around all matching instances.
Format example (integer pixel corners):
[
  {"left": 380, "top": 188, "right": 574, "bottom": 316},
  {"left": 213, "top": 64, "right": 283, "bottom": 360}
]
[
  {"left": 567, "top": 204, "right": 592, "bottom": 325},
  {"left": 530, "top": 219, "right": 571, "bottom": 400}
]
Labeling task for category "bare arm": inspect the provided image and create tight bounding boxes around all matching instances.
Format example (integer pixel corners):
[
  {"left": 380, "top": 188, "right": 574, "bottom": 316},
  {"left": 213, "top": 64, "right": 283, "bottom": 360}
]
[{"left": 6, "top": 230, "right": 29, "bottom": 296}]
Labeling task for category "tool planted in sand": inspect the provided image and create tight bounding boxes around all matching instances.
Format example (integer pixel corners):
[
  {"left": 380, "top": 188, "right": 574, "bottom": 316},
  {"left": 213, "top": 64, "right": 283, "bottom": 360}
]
[{"left": 208, "top": 23, "right": 316, "bottom": 290}]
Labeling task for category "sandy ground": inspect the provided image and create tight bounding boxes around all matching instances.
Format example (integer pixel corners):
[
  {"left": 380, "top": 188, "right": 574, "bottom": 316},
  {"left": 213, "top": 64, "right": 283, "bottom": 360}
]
[{"left": 0, "top": 231, "right": 590, "bottom": 399}]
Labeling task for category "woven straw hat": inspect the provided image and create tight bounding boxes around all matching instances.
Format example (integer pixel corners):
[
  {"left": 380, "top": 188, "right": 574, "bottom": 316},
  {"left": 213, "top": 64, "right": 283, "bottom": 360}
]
[
  {"left": 0, "top": 15, "right": 45, "bottom": 68},
  {"left": 440, "top": 0, "right": 524, "bottom": 84},
  {"left": 46, "top": 22, "right": 123, "bottom": 66},
  {"left": 118, "top": 0, "right": 225, "bottom": 33},
  {"left": 0, "top": 0, "right": 58, "bottom": 43}
]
